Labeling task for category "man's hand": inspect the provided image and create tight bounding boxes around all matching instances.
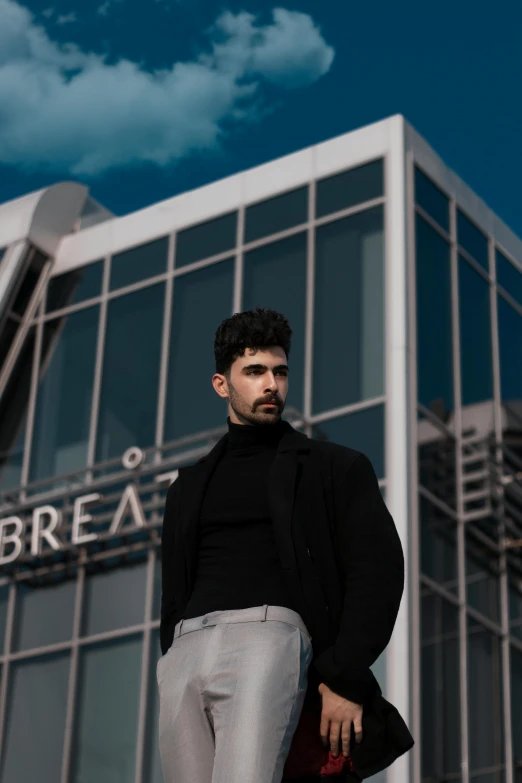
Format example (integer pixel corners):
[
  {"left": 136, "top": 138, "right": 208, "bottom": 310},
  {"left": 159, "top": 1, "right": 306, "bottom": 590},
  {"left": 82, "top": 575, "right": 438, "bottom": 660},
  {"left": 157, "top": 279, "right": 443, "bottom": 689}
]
[{"left": 318, "top": 683, "right": 363, "bottom": 758}]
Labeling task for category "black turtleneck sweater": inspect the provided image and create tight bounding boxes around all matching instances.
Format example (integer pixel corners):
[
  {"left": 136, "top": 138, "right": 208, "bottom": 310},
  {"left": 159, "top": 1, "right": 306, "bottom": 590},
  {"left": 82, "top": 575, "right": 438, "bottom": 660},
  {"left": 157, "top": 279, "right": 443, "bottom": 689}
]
[{"left": 182, "top": 416, "right": 299, "bottom": 620}]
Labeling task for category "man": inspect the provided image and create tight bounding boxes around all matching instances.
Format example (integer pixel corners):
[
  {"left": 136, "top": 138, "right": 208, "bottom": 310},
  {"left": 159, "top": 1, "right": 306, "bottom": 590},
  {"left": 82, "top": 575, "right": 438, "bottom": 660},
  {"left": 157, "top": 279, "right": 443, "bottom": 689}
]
[{"left": 158, "top": 308, "right": 412, "bottom": 783}]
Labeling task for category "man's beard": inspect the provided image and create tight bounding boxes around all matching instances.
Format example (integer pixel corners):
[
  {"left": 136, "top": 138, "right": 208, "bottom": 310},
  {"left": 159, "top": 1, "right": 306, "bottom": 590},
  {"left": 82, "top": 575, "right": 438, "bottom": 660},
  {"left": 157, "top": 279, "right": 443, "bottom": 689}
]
[{"left": 228, "top": 382, "right": 284, "bottom": 425}]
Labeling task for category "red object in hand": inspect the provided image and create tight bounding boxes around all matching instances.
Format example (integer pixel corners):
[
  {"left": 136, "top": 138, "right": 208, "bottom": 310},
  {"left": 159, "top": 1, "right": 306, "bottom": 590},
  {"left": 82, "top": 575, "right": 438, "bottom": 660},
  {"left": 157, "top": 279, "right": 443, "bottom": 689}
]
[{"left": 283, "top": 701, "right": 354, "bottom": 779}]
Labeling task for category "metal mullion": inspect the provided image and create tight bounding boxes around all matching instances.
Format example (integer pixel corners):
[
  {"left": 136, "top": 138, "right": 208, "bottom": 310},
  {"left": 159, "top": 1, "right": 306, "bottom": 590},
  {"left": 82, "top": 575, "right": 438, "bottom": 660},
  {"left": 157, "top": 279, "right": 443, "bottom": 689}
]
[
  {"left": 420, "top": 573, "right": 460, "bottom": 606},
  {"left": 314, "top": 196, "right": 385, "bottom": 231},
  {"left": 173, "top": 248, "right": 237, "bottom": 278},
  {"left": 450, "top": 195, "right": 470, "bottom": 783},
  {"left": 19, "top": 300, "right": 45, "bottom": 495},
  {"left": 407, "top": 148, "right": 422, "bottom": 783},
  {"left": 233, "top": 204, "right": 245, "bottom": 315},
  {"left": 494, "top": 239, "right": 522, "bottom": 275},
  {"left": 497, "top": 287, "right": 522, "bottom": 318},
  {"left": 41, "top": 295, "right": 103, "bottom": 322},
  {"left": 417, "top": 401, "right": 456, "bottom": 438},
  {"left": 466, "top": 606, "right": 503, "bottom": 637},
  {"left": 86, "top": 255, "right": 111, "bottom": 479},
  {"left": 457, "top": 245, "right": 492, "bottom": 282},
  {"left": 60, "top": 564, "right": 85, "bottom": 783},
  {"left": 134, "top": 548, "right": 156, "bottom": 783},
  {"left": 309, "top": 395, "right": 386, "bottom": 426},
  {"left": 303, "top": 177, "right": 316, "bottom": 432},
  {"left": 0, "top": 582, "right": 16, "bottom": 764},
  {"left": 490, "top": 237, "right": 514, "bottom": 783},
  {"left": 105, "top": 271, "right": 169, "bottom": 302},
  {"left": 418, "top": 485, "right": 459, "bottom": 520},
  {"left": 7, "top": 638, "right": 73, "bottom": 661},
  {"left": 414, "top": 203, "right": 452, "bottom": 243},
  {"left": 155, "top": 233, "right": 175, "bottom": 450}
]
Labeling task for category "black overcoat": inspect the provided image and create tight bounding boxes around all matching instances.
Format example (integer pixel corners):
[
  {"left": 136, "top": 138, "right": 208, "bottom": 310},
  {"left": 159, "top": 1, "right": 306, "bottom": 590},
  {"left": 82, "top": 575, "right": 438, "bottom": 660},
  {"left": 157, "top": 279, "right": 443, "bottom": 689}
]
[{"left": 160, "top": 419, "right": 414, "bottom": 779}]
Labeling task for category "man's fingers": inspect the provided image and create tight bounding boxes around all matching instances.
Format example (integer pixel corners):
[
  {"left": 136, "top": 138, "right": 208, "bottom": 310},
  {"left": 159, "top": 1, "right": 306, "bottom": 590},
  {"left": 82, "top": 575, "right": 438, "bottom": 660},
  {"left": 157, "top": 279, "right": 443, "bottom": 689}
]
[
  {"left": 341, "top": 723, "right": 351, "bottom": 757},
  {"left": 319, "top": 715, "right": 330, "bottom": 748},
  {"left": 329, "top": 721, "right": 341, "bottom": 757},
  {"left": 353, "top": 715, "right": 363, "bottom": 745}
]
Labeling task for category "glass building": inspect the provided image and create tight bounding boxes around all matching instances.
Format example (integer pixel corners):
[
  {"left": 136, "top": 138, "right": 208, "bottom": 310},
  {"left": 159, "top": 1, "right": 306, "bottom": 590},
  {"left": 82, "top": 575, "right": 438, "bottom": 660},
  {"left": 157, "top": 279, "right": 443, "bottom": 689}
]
[{"left": 0, "top": 114, "right": 520, "bottom": 783}]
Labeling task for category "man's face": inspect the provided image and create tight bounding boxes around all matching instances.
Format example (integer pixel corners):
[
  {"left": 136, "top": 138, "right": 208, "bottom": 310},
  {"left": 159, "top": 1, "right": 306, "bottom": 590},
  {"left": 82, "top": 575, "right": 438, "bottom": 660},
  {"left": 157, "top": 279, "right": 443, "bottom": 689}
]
[{"left": 212, "top": 346, "right": 289, "bottom": 426}]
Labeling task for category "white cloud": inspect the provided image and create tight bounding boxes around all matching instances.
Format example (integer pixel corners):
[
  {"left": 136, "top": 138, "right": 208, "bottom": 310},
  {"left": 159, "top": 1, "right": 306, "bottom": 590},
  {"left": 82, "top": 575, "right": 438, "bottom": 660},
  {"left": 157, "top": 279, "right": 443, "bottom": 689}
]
[
  {"left": 56, "top": 11, "right": 77, "bottom": 24},
  {"left": 97, "top": 0, "right": 123, "bottom": 17},
  {"left": 0, "top": 0, "right": 335, "bottom": 176}
]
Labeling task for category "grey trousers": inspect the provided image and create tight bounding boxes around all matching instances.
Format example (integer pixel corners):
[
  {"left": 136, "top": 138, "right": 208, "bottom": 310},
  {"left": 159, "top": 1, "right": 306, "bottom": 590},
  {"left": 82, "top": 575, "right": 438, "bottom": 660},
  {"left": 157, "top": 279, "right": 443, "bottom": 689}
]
[{"left": 157, "top": 604, "right": 314, "bottom": 783}]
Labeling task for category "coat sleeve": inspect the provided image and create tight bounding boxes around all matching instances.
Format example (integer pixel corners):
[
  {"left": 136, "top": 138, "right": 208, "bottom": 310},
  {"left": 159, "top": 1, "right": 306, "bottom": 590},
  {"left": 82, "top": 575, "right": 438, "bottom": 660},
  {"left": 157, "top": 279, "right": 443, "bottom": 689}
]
[
  {"left": 159, "top": 477, "right": 179, "bottom": 655},
  {"left": 312, "top": 452, "right": 404, "bottom": 705}
]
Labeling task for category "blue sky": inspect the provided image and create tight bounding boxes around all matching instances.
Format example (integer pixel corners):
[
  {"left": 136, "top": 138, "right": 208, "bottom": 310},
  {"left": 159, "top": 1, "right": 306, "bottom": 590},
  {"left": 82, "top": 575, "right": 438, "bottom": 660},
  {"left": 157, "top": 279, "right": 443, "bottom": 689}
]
[{"left": 1, "top": 0, "right": 521, "bottom": 238}]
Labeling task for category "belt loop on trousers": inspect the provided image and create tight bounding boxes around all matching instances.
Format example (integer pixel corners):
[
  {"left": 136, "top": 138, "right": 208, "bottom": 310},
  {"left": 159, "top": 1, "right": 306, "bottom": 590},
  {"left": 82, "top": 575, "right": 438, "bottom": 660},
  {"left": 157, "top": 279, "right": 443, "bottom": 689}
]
[{"left": 262, "top": 605, "right": 268, "bottom": 621}]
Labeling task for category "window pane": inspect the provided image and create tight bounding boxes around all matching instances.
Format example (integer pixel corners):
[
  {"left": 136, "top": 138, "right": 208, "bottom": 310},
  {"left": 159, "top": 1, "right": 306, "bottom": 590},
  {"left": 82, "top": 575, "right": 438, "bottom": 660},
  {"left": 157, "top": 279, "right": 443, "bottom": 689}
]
[
  {"left": 416, "top": 214, "right": 454, "bottom": 420},
  {"left": 0, "top": 585, "right": 8, "bottom": 651},
  {"left": 317, "top": 404, "right": 384, "bottom": 479},
  {"left": 46, "top": 261, "right": 103, "bottom": 312},
  {"left": 71, "top": 636, "right": 142, "bottom": 782},
  {"left": 316, "top": 159, "right": 383, "bottom": 218},
  {"left": 313, "top": 206, "right": 384, "bottom": 414},
  {"left": 96, "top": 284, "right": 164, "bottom": 462},
  {"left": 458, "top": 256, "right": 493, "bottom": 406},
  {"left": 13, "top": 578, "right": 76, "bottom": 651},
  {"left": 110, "top": 237, "right": 168, "bottom": 291},
  {"left": 512, "top": 647, "right": 522, "bottom": 773},
  {"left": 414, "top": 168, "right": 449, "bottom": 232},
  {"left": 420, "top": 495, "right": 458, "bottom": 593},
  {"left": 244, "top": 187, "right": 308, "bottom": 243},
  {"left": 466, "top": 531, "right": 500, "bottom": 625},
  {"left": 0, "top": 325, "right": 35, "bottom": 493},
  {"left": 143, "top": 630, "right": 163, "bottom": 783},
  {"left": 421, "top": 592, "right": 460, "bottom": 779},
  {"left": 510, "top": 581, "right": 522, "bottom": 641},
  {"left": 498, "top": 295, "right": 522, "bottom": 405},
  {"left": 82, "top": 561, "right": 147, "bottom": 637},
  {"left": 418, "top": 416, "right": 457, "bottom": 509},
  {"left": 164, "top": 259, "right": 234, "bottom": 441},
  {"left": 1, "top": 653, "right": 70, "bottom": 783},
  {"left": 457, "top": 209, "right": 488, "bottom": 270},
  {"left": 467, "top": 625, "right": 504, "bottom": 772},
  {"left": 175, "top": 212, "right": 237, "bottom": 268},
  {"left": 243, "top": 233, "right": 307, "bottom": 414},
  {"left": 497, "top": 250, "right": 522, "bottom": 308},
  {"left": 30, "top": 307, "right": 99, "bottom": 482}
]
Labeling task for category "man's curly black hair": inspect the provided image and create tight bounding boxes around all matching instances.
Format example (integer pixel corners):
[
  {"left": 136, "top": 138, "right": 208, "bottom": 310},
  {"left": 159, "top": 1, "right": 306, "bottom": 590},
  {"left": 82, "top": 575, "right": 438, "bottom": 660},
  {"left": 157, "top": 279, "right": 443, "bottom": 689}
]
[{"left": 214, "top": 308, "right": 292, "bottom": 377}]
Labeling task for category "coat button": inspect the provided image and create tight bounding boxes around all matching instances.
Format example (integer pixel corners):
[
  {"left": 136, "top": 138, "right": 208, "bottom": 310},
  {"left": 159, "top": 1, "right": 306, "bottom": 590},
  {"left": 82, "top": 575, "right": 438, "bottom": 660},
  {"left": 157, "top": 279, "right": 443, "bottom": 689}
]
[
  {"left": 325, "top": 605, "right": 329, "bottom": 613},
  {"left": 307, "top": 548, "right": 313, "bottom": 561},
  {"left": 202, "top": 618, "right": 208, "bottom": 625}
]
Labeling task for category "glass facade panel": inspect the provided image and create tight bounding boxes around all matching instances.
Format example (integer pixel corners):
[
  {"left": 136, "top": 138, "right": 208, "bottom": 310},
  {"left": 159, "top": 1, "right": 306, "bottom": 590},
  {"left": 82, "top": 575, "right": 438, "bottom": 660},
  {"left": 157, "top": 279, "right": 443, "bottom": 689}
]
[
  {"left": 497, "top": 250, "right": 522, "bottom": 307},
  {"left": 30, "top": 308, "right": 99, "bottom": 482},
  {"left": 316, "top": 159, "right": 383, "bottom": 218},
  {"left": 0, "top": 585, "right": 8, "bottom": 651},
  {"left": 465, "top": 532, "right": 500, "bottom": 624},
  {"left": 0, "top": 653, "right": 70, "bottom": 783},
  {"left": 144, "top": 630, "right": 163, "bottom": 783},
  {"left": 420, "top": 495, "right": 458, "bottom": 593},
  {"left": 414, "top": 167, "right": 450, "bottom": 232},
  {"left": 457, "top": 209, "right": 489, "bottom": 270},
  {"left": 416, "top": 214, "right": 453, "bottom": 420},
  {"left": 46, "top": 261, "right": 103, "bottom": 312},
  {"left": 244, "top": 187, "right": 308, "bottom": 244},
  {"left": 317, "top": 404, "right": 385, "bottom": 479},
  {"left": 164, "top": 259, "right": 234, "bottom": 441},
  {"left": 175, "top": 212, "right": 237, "bottom": 268},
  {"left": 313, "top": 206, "right": 384, "bottom": 414},
  {"left": 82, "top": 561, "right": 147, "bottom": 637},
  {"left": 96, "top": 284, "right": 164, "bottom": 462},
  {"left": 458, "top": 256, "right": 493, "bottom": 406},
  {"left": 418, "top": 416, "right": 457, "bottom": 509},
  {"left": 71, "top": 636, "right": 142, "bottom": 782},
  {"left": 421, "top": 591, "right": 460, "bottom": 780},
  {"left": 13, "top": 578, "right": 76, "bottom": 651},
  {"left": 467, "top": 625, "right": 504, "bottom": 772},
  {"left": 497, "top": 295, "right": 522, "bottom": 404},
  {"left": 512, "top": 647, "right": 522, "bottom": 778},
  {"left": 243, "top": 233, "right": 307, "bottom": 414},
  {"left": 110, "top": 237, "right": 168, "bottom": 291}
]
